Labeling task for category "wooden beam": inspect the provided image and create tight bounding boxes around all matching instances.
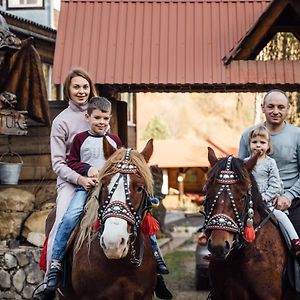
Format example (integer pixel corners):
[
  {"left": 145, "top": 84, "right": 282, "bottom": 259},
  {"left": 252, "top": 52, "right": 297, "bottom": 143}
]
[
  {"left": 224, "top": 0, "right": 289, "bottom": 64},
  {"left": 291, "top": 0, "right": 300, "bottom": 16}
]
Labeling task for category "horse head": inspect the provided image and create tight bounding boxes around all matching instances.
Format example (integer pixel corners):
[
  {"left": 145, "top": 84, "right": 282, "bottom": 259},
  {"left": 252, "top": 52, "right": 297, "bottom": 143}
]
[
  {"left": 204, "top": 147, "right": 259, "bottom": 259},
  {"left": 97, "top": 138, "right": 154, "bottom": 260}
]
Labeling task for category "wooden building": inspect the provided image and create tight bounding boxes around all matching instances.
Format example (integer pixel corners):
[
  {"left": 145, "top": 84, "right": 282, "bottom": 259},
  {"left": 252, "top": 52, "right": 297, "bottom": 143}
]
[
  {"left": 2, "top": 0, "right": 300, "bottom": 199},
  {"left": 50, "top": 0, "right": 300, "bottom": 200}
]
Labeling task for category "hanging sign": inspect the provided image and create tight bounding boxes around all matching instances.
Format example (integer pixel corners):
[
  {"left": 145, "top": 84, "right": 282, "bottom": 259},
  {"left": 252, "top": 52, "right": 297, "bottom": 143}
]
[{"left": 0, "top": 92, "right": 28, "bottom": 135}]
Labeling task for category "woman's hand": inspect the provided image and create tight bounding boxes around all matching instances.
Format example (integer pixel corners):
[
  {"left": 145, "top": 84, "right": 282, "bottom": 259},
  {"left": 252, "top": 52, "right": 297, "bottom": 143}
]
[{"left": 77, "top": 175, "right": 98, "bottom": 191}]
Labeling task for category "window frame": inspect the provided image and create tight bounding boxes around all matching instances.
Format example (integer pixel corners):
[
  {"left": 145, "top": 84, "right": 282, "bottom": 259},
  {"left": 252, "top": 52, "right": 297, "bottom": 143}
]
[{"left": 6, "top": 0, "right": 45, "bottom": 10}]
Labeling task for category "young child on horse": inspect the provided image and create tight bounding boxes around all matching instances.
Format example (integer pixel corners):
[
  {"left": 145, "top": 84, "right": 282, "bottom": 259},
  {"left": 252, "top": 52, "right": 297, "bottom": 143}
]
[
  {"left": 46, "top": 97, "right": 170, "bottom": 293},
  {"left": 248, "top": 125, "right": 300, "bottom": 254}
]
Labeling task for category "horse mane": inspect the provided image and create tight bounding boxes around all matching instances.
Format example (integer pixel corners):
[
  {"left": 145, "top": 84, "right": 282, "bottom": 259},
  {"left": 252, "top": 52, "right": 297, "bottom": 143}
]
[
  {"left": 207, "top": 156, "right": 267, "bottom": 218},
  {"left": 75, "top": 147, "right": 154, "bottom": 253}
]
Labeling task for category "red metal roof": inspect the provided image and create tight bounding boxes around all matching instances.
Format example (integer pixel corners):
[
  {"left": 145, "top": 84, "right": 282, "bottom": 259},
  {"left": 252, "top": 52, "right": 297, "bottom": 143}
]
[{"left": 53, "top": 0, "right": 300, "bottom": 90}]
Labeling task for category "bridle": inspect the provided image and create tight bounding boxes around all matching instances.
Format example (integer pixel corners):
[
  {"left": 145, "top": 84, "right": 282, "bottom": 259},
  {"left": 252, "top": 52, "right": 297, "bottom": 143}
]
[
  {"left": 97, "top": 148, "right": 152, "bottom": 265},
  {"left": 204, "top": 156, "right": 254, "bottom": 248}
]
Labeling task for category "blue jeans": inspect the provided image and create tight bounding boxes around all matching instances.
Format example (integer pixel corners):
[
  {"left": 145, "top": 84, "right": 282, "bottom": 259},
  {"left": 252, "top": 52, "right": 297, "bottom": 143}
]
[
  {"left": 51, "top": 186, "right": 88, "bottom": 260},
  {"left": 149, "top": 234, "right": 158, "bottom": 247}
]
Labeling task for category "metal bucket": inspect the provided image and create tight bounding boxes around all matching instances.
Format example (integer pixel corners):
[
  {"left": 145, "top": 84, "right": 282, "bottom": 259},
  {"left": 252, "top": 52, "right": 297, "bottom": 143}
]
[{"left": 0, "top": 152, "right": 23, "bottom": 185}]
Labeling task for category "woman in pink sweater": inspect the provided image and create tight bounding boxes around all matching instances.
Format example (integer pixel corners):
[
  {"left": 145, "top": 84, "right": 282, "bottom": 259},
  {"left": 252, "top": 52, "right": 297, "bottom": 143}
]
[{"left": 34, "top": 68, "right": 96, "bottom": 300}]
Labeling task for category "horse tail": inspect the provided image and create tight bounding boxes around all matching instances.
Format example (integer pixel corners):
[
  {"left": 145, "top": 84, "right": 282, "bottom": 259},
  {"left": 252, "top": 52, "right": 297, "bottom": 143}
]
[{"left": 75, "top": 183, "right": 101, "bottom": 253}]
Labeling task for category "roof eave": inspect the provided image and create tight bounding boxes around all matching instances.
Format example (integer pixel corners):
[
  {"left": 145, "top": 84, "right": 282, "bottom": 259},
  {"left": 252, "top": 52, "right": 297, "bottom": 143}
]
[{"left": 223, "top": 0, "right": 289, "bottom": 65}]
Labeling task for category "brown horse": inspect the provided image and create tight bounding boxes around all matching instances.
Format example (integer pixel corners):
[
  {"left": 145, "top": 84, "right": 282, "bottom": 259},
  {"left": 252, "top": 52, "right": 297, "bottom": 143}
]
[
  {"left": 204, "top": 147, "right": 299, "bottom": 300},
  {"left": 57, "top": 139, "right": 156, "bottom": 300}
]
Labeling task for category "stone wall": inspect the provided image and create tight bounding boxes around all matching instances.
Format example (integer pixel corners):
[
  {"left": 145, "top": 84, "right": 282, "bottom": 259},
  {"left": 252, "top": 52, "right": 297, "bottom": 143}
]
[{"left": 0, "top": 246, "right": 44, "bottom": 300}]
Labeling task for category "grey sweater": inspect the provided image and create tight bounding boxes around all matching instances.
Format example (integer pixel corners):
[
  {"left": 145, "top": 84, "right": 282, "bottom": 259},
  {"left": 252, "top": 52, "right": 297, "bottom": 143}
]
[
  {"left": 238, "top": 122, "right": 300, "bottom": 202},
  {"left": 50, "top": 100, "right": 90, "bottom": 185},
  {"left": 248, "top": 156, "right": 283, "bottom": 207}
]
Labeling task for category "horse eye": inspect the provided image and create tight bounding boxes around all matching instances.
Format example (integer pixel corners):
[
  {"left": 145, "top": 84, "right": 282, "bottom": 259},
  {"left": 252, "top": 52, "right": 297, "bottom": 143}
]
[{"left": 136, "top": 186, "right": 144, "bottom": 193}]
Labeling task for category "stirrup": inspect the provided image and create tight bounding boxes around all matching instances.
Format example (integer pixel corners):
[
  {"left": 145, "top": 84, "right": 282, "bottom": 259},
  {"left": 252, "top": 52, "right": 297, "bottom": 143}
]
[
  {"left": 155, "top": 274, "right": 173, "bottom": 299},
  {"left": 32, "top": 289, "right": 56, "bottom": 300}
]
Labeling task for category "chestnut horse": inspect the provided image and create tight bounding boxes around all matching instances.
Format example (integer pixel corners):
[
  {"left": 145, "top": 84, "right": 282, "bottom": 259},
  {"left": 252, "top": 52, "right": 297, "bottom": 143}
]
[
  {"left": 58, "top": 140, "right": 156, "bottom": 300},
  {"left": 204, "top": 148, "right": 299, "bottom": 300}
]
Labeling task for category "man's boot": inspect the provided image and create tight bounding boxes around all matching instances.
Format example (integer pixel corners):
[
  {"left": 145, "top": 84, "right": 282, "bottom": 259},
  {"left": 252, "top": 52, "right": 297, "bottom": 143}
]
[
  {"left": 46, "top": 259, "right": 62, "bottom": 291},
  {"left": 151, "top": 240, "right": 169, "bottom": 274},
  {"left": 155, "top": 274, "right": 173, "bottom": 299}
]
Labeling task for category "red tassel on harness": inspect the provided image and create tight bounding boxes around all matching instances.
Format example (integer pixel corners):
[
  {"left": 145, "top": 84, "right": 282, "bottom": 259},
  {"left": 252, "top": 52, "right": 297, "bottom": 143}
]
[
  {"left": 244, "top": 225, "right": 255, "bottom": 243},
  {"left": 93, "top": 219, "right": 100, "bottom": 232},
  {"left": 39, "top": 236, "right": 48, "bottom": 271},
  {"left": 141, "top": 212, "right": 160, "bottom": 236}
]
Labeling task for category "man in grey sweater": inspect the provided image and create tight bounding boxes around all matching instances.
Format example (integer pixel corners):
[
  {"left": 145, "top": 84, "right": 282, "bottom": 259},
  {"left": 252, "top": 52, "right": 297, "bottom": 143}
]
[{"left": 238, "top": 89, "right": 300, "bottom": 236}]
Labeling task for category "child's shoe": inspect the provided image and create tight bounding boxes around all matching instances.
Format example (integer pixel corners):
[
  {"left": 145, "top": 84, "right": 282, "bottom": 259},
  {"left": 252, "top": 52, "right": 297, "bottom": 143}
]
[
  {"left": 292, "top": 239, "right": 300, "bottom": 256},
  {"left": 46, "top": 259, "right": 62, "bottom": 291}
]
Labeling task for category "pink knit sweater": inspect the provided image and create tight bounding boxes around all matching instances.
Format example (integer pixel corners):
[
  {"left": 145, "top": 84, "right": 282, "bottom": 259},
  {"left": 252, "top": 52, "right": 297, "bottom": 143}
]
[{"left": 50, "top": 100, "right": 90, "bottom": 185}]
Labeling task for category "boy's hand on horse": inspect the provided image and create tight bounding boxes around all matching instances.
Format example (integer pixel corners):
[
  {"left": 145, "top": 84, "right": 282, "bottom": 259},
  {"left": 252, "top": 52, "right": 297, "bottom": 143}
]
[
  {"left": 274, "top": 194, "right": 291, "bottom": 211},
  {"left": 78, "top": 175, "right": 98, "bottom": 191}
]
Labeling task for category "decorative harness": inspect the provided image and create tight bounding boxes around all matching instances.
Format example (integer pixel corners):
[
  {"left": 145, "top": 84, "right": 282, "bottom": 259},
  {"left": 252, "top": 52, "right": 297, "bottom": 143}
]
[
  {"left": 97, "top": 148, "right": 152, "bottom": 265},
  {"left": 204, "top": 156, "right": 254, "bottom": 246}
]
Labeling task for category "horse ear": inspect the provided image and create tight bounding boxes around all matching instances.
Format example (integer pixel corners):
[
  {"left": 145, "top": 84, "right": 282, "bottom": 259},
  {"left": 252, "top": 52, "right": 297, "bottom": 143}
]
[
  {"left": 244, "top": 152, "right": 259, "bottom": 172},
  {"left": 208, "top": 147, "right": 218, "bottom": 167},
  {"left": 140, "top": 139, "right": 153, "bottom": 163},
  {"left": 103, "top": 136, "right": 117, "bottom": 160}
]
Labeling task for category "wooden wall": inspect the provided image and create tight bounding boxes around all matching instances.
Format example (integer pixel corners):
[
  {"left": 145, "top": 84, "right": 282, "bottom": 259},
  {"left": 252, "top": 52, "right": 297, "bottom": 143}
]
[
  {"left": 0, "top": 100, "right": 130, "bottom": 185},
  {"left": 0, "top": 103, "right": 61, "bottom": 183}
]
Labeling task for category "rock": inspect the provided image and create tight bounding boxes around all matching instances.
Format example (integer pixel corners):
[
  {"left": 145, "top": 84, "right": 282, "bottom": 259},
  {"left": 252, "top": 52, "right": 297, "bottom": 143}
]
[
  {"left": 35, "top": 182, "right": 57, "bottom": 208},
  {"left": 22, "top": 285, "right": 35, "bottom": 299},
  {"left": 32, "top": 249, "right": 42, "bottom": 263},
  {"left": 15, "top": 252, "right": 29, "bottom": 267},
  {"left": 22, "top": 209, "right": 51, "bottom": 238},
  {"left": 0, "top": 211, "right": 28, "bottom": 239},
  {"left": 0, "top": 246, "right": 44, "bottom": 300},
  {"left": 4, "top": 253, "right": 17, "bottom": 269},
  {"left": 0, "top": 240, "right": 7, "bottom": 247},
  {"left": 25, "top": 262, "right": 43, "bottom": 284},
  {"left": 0, "top": 290, "right": 22, "bottom": 299},
  {"left": 26, "top": 232, "right": 45, "bottom": 247},
  {"left": 0, "top": 269, "right": 11, "bottom": 289},
  {"left": 0, "top": 188, "right": 34, "bottom": 212},
  {"left": 13, "top": 269, "right": 25, "bottom": 292}
]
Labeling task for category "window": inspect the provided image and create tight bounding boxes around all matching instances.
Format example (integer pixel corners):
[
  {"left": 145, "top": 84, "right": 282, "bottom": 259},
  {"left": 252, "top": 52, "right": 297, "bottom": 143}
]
[
  {"left": 121, "top": 92, "right": 136, "bottom": 125},
  {"left": 7, "top": 0, "right": 44, "bottom": 9},
  {"left": 42, "top": 63, "right": 62, "bottom": 101}
]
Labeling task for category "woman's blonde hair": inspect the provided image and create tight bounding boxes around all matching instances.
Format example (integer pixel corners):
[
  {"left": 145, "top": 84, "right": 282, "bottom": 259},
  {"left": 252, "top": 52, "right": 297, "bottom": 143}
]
[{"left": 248, "top": 125, "right": 272, "bottom": 155}]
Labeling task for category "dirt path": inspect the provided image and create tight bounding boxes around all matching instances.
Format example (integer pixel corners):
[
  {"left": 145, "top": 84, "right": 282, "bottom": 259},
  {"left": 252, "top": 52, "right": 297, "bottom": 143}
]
[{"left": 157, "top": 238, "right": 210, "bottom": 300}]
